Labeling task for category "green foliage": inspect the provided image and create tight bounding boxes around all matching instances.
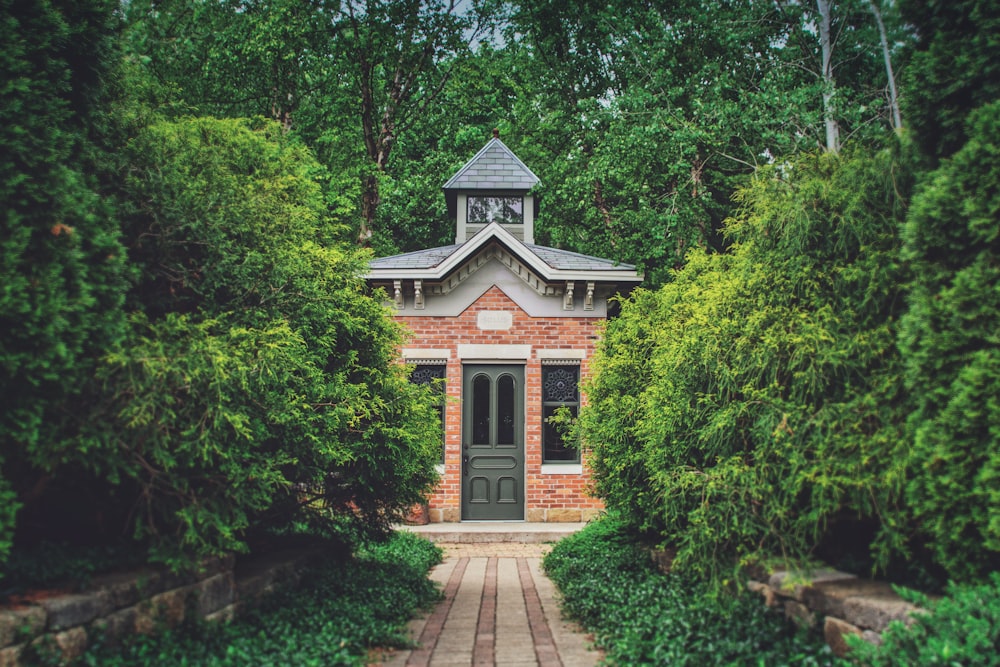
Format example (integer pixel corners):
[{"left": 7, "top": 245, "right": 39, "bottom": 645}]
[
  {"left": 543, "top": 516, "right": 837, "bottom": 666},
  {"left": 848, "top": 573, "right": 1000, "bottom": 666},
  {"left": 0, "top": 541, "right": 146, "bottom": 594},
  {"left": 898, "top": 102, "right": 1000, "bottom": 580},
  {"left": 0, "top": 0, "right": 128, "bottom": 564},
  {"left": 96, "top": 116, "right": 440, "bottom": 567},
  {"left": 60, "top": 532, "right": 442, "bottom": 667},
  {"left": 899, "top": 0, "right": 1000, "bottom": 162},
  {"left": 582, "top": 148, "right": 913, "bottom": 583}
]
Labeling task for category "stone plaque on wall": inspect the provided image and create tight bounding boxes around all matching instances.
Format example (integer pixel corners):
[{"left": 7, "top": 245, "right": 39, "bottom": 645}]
[{"left": 477, "top": 311, "right": 513, "bottom": 330}]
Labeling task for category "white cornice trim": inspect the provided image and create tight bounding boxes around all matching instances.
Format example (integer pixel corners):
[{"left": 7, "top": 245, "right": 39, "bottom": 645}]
[{"left": 367, "top": 222, "right": 643, "bottom": 284}]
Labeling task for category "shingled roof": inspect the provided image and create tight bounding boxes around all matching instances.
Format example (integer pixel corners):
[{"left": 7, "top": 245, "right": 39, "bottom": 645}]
[
  {"left": 442, "top": 137, "right": 540, "bottom": 191},
  {"left": 367, "top": 222, "right": 640, "bottom": 283}
]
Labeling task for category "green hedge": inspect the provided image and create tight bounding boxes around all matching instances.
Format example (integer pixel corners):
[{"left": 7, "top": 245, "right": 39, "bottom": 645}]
[{"left": 581, "top": 148, "right": 914, "bottom": 583}]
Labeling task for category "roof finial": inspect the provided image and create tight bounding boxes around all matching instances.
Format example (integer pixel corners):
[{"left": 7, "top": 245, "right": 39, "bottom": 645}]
[{"left": 492, "top": 128, "right": 499, "bottom": 139}]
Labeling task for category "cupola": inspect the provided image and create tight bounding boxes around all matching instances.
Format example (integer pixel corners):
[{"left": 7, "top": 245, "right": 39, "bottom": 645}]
[{"left": 443, "top": 130, "right": 540, "bottom": 244}]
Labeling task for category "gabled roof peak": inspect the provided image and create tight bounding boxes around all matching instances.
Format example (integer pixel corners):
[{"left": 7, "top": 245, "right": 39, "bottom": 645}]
[{"left": 443, "top": 137, "right": 540, "bottom": 191}]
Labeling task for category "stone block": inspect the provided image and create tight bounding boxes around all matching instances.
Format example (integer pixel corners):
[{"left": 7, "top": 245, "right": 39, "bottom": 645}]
[
  {"left": 800, "top": 578, "right": 893, "bottom": 619},
  {"left": 526, "top": 509, "right": 546, "bottom": 522},
  {"left": 141, "top": 585, "right": 194, "bottom": 631},
  {"left": 0, "top": 644, "right": 23, "bottom": 667},
  {"left": 580, "top": 508, "right": 602, "bottom": 522},
  {"left": 92, "top": 605, "right": 139, "bottom": 642},
  {"left": 545, "top": 509, "right": 581, "bottom": 523},
  {"left": 824, "top": 616, "right": 862, "bottom": 657},
  {"left": 440, "top": 508, "right": 460, "bottom": 523},
  {"left": 648, "top": 548, "right": 675, "bottom": 574},
  {"left": 204, "top": 605, "right": 236, "bottom": 624},
  {"left": 0, "top": 607, "right": 46, "bottom": 646},
  {"left": 194, "top": 573, "right": 235, "bottom": 618},
  {"left": 50, "top": 627, "right": 88, "bottom": 663},
  {"left": 784, "top": 600, "right": 816, "bottom": 628},
  {"left": 747, "top": 581, "right": 779, "bottom": 608},
  {"left": 842, "top": 592, "right": 918, "bottom": 633},
  {"left": 90, "top": 571, "right": 142, "bottom": 610},
  {"left": 768, "top": 568, "right": 857, "bottom": 602},
  {"left": 40, "top": 590, "right": 111, "bottom": 631}
]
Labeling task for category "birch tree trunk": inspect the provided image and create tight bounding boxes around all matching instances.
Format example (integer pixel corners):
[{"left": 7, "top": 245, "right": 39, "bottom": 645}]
[
  {"left": 817, "top": 0, "right": 840, "bottom": 153},
  {"left": 868, "top": 0, "right": 902, "bottom": 133}
]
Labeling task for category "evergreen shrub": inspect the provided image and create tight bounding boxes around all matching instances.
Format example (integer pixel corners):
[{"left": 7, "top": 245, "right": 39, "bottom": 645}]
[
  {"left": 581, "top": 148, "right": 914, "bottom": 583},
  {"left": 898, "top": 102, "right": 1000, "bottom": 580}
]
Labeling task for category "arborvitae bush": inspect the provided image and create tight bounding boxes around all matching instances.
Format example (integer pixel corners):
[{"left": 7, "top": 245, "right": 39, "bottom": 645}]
[
  {"left": 582, "top": 148, "right": 914, "bottom": 583},
  {"left": 898, "top": 102, "right": 1000, "bottom": 580},
  {"left": 0, "top": 0, "right": 128, "bottom": 566},
  {"left": 94, "top": 117, "right": 442, "bottom": 567}
]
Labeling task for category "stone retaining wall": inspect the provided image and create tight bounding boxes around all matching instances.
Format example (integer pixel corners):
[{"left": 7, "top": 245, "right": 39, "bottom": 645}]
[
  {"left": 0, "top": 549, "right": 322, "bottom": 666},
  {"left": 649, "top": 550, "right": 923, "bottom": 658},
  {"left": 747, "top": 567, "right": 921, "bottom": 657}
]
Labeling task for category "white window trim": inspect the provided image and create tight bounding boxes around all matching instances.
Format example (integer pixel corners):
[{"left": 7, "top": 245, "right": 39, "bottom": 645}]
[{"left": 457, "top": 344, "right": 531, "bottom": 360}]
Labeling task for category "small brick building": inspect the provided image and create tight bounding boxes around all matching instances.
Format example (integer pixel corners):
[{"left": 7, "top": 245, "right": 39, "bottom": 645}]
[{"left": 367, "top": 136, "right": 641, "bottom": 522}]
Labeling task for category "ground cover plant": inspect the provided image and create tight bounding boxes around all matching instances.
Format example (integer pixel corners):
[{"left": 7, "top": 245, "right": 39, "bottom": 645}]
[
  {"left": 543, "top": 516, "right": 837, "bottom": 666},
  {"left": 24, "top": 531, "right": 443, "bottom": 667},
  {"left": 846, "top": 572, "right": 1000, "bottom": 666}
]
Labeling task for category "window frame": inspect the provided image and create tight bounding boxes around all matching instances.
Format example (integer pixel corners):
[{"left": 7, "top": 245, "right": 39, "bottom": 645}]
[
  {"left": 410, "top": 363, "right": 447, "bottom": 463},
  {"left": 467, "top": 195, "right": 524, "bottom": 225},
  {"left": 541, "top": 362, "right": 581, "bottom": 464}
]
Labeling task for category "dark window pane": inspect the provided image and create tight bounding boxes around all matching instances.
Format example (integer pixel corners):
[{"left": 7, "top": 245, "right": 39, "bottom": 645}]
[
  {"left": 410, "top": 364, "right": 446, "bottom": 462},
  {"left": 543, "top": 404, "right": 579, "bottom": 461},
  {"left": 472, "top": 374, "right": 491, "bottom": 445},
  {"left": 497, "top": 374, "right": 515, "bottom": 445},
  {"left": 467, "top": 196, "right": 523, "bottom": 224}
]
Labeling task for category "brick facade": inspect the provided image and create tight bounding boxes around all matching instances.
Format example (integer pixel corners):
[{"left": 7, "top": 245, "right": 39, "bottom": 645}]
[{"left": 398, "top": 286, "right": 605, "bottom": 522}]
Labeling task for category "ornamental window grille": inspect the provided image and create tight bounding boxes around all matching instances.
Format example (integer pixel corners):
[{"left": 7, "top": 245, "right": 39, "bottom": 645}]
[
  {"left": 467, "top": 195, "right": 523, "bottom": 225},
  {"left": 542, "top": 364, "right": 580, "bottom": 463},
  {"left": 410, "top": 364, "right": 446, "bottom": 462}
]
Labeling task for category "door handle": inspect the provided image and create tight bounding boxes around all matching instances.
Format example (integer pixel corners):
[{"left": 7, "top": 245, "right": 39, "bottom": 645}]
[{"left": 463, "top": 454, "right": 469, "bottom": 476}]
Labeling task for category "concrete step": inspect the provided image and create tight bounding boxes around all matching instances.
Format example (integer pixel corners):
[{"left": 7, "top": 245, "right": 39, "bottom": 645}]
[{"left": 397, "top": 522, "right": 586, "bottom": 544}]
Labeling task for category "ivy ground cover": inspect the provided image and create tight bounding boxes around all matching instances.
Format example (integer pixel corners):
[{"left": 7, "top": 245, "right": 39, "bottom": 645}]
[
  {"left": 543, "top": 516, "right": 837, "bottom": 666},
  {"left": 49, "top": 532, "right": 442, "bottom": 667}
]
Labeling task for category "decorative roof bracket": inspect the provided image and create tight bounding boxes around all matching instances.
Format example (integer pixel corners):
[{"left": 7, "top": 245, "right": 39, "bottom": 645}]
[
  {"left": 414, "top": 279, "right": 425, "bottom": 310},
  {"left": 584, "top": 281, "right": 595, "bottom": 311},
  {"left": 393, "top": 280, "right": 404, "bottom": 310},
  {"left": 563, "top": 281, "right": 575, "bottom": 310}
]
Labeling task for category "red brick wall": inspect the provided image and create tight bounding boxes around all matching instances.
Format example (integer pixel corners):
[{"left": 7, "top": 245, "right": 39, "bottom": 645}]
[{"left": 398, "top": 286, "right": 605, "bottom": 522}]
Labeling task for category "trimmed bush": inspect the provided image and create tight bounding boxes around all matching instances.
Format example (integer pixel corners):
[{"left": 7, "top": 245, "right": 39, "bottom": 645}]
[{"left": 581, "top": 148, "right": 914, "bottom": 583}]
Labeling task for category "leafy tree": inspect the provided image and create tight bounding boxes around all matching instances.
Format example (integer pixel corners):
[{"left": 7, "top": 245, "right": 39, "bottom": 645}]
[
  {"left": 103, "top": 117, "right": 441, "bottom": 564},
  {"left": 123, "top": 0, "right": 485, "bottom": 246},
  {"left": 0, "top": 0, "right": 128, "bottom": 566}
]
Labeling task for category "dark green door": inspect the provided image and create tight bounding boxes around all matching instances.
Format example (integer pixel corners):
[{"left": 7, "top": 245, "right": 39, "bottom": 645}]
[{"left": 462, "top": 364, "right": 525, "bottom": 520}]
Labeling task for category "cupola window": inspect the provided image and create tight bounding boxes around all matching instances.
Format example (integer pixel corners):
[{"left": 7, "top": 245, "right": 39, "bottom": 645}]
[{"left": 467, "top": 195, "right": 523, "bottom": 225}]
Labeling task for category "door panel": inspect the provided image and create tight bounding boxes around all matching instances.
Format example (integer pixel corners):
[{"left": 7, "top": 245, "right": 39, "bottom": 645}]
[{"left": 462, "top": 364, "right": 524, "bottom": 520}]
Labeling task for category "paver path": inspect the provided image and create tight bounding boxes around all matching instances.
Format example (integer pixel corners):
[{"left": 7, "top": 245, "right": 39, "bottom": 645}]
[{"left": 382, "top": 543, "right": 602, "bottom": 666}]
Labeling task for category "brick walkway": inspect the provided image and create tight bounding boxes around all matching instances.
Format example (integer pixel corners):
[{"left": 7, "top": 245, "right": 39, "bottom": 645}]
[{"left": 382, "top": 543, "right": 601, "bottom": 666}]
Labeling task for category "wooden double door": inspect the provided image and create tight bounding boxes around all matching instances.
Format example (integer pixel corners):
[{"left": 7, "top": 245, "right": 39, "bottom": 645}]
[{"left": 461, "top": 364, "right": 524, "bottom": 520}]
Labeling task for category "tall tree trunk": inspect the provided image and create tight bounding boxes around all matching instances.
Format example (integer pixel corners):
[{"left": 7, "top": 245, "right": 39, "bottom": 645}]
[
  {"left": 817, "top": 0, "right": 840, "bottom": 153},
  {"left": 868, "top": 0, "right": 902, "bottom": 133}
]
